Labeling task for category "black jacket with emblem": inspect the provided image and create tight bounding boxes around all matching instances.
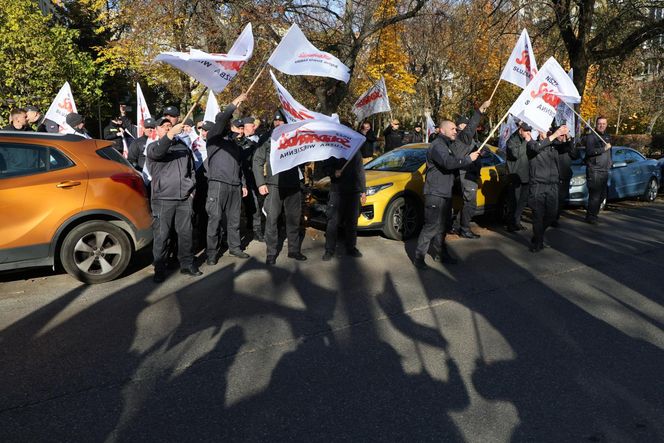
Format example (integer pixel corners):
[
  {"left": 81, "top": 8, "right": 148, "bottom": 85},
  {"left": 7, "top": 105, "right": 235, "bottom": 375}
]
[{"left": 424, "top": 135, "right": 473, "bottom": 197}]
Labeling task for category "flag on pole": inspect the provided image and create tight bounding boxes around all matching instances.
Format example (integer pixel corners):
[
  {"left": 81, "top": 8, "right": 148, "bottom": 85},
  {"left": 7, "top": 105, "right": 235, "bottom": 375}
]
[
  {"left": 425, "top": 115, "right": 436, "bottom": 143},
  {"left": 270, "top": 70, "right": 339, "bottom": 123},
  {"left": 268, "top": 24, "right": 351, "bottom": 83},
  {"left": 555, "top": 69, "right": 576, "bottom": 137},
  {"left": 44, "top": 82, "right": 77, "bottom": 133},
  {"left": 155, "top": 23, "right": 254, "bottom": 93},
  {"left": 352, "top": 77, "right": 391, "bottom": 122},
  {"left": 498, "top": 115, "right": 518, "bottom": 150},
  {"left": 136, "top": 83, "right": 155, "bottom": 140},
  {"left": 500, "top": 29, "right": 538, "bottom": 89},
  {"left": 270, "top": 120, "right": 365, "bottom": 175},
  {"left": 508, "top": 57, "right": 581, "bottom": 132},
  {"left": 203, "top": 89, "right": 220, "bottom": 123}
]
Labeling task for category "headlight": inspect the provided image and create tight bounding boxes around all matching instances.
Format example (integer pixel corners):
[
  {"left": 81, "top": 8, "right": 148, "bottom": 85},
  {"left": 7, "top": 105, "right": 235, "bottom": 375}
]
[
  {"left": 366, "top": 183, "right": 393, "bottom": 196},
  {"left": 570, "top": 176, "right": 586, "bottom": 186}
]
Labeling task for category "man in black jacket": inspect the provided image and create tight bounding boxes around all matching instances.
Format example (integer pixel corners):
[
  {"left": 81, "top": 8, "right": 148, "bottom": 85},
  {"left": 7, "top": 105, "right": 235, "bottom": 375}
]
[
  {"left": 414, "top": 120, "right": 481, "bottom": 270},
  {"left": 204, "top": 94, "right": 250, "bottom": 265},
  {"left": 382, "top": 119, "right": 404, "bottom": 152},
  {"left": 526, "top": 125, "right": 569, "bottom": 252},
  {"left": 127, "top": 118, "right": 156, "bottom": 171},
  {"left": 359, "top": 121, "right": 377, "bottom": 158},
  {"left": 66, "top": 113, "right": 91, "bottom": 139},
  {"left": 450, "top": 102, "right": 490, "bottom": 238},
  {"left": 505, "top": 122, "right": 532, "bottom": 232},
  {"left": 236, "top": 116, "right": 265, "bottom": 242},
  {"left": 2, "top": 108, "right": 30, "bottom": 131},
  {"left": 404, "top": 124, "right": 424, "bottom": 144},
  {"left": 552, "top": 127, "right": 578, "bottom": 225},
  {"left": 582, "top": 117, "right": 612, "bottom": 224},
  {"left": 322, "top": 150, "right": 367, "bottom": 260},
  {"left": 104, "top": 105, "right": 134, "bottom": 154},
  {"left": 253, "top": 110, "right": 307, "bottom": 265},
  {"left": 146, "top": 119, "right": 200, "bottom": 282}
]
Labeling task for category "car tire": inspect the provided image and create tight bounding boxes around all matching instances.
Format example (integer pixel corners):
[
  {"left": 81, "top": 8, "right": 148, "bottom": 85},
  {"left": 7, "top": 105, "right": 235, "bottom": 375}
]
[
  {"left": 382, "top": 196, "right": 422, "bottom": 241},
  {"left": 641, "top": 178, "right": 658, "bottom": 202},
  {"left": 60, "top": 221, "right": 133, "bottom": 284}
]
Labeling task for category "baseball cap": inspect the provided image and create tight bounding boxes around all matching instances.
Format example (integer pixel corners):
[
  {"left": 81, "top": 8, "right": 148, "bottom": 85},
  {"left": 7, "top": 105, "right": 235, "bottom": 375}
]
[
  {"left": 66, "top": 113, "right": 84, "bottom": 127},
  {"left": 26, "top": 105, "right": 40, "bottom": 113},
  {"left": 157, "top": 117, "right": 171, "bottom": 126},
  {"left": 455, "top": 116, "right": 469, "bottom": 126},
  {"left": 143, "top": 118, "right": 157, "bottom": 129},
  {"left": 274, "top": 110, "right": 286, "bottom": 122},
  {"left": 232, "top": 118, "right": 244, "bottom": 127},
  {"left": 163, "top": 106, "right": 180, "bottom": 117},
  {"left": 241, "top": 116, "right": 256, "bottom": 125},
  {"left": 183, "top": 118, "right": 194, "bottom": 127},
  {"left": 201, "top": 121, "right": 214, "bottom": 131},
  {"left": 519, "top": 122, "right": 532, "bottom": 131}
]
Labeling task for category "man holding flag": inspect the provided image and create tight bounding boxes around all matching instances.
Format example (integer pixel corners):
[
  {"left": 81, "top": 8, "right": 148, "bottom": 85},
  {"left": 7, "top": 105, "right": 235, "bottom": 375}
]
[{"left": 582, "top": 117, "right": 612, "bottom": 224}]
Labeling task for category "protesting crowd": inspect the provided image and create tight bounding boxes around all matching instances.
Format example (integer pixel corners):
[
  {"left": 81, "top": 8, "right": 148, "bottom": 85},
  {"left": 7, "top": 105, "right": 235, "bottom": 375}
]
[{"left": 2, "top": 25, "right": 616, "bottom": 282}]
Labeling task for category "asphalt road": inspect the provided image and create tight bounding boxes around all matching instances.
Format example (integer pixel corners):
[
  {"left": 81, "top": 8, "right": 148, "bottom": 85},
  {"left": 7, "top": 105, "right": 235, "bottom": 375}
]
[{"left": 1, "top": 199, "right": 663, "bottom": 442}]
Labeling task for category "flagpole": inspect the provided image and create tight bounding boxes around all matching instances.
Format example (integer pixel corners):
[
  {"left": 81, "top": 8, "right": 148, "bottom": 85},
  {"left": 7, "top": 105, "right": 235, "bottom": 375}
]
[
  {"left": 562, "top": 101, "right": 608, "bottom": 147},
  {"left": 180, "top": 86, "right": 209, "bottom": 124},
  {"left": 488, "top": 79, "right": 501, "bottom": 103},
  {"left": 475, "top": 109, "right": 510, "bottom": 152},
  {"left": 245, "top": 63, "right": 267, "bottom": 96}
]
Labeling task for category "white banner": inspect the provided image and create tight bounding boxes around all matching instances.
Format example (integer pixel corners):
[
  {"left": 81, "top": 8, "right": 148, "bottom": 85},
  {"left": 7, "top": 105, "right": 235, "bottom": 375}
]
[
  {"left": 268, "top": 24, "right": 351, "bottom": 83},
  {"left": 155, "top": 23, "right": 253, "bottom": 93},
  {"left": 270, "top": 120, "right": 365, "bottom": 175},
  {"left": 500, "top": 29, "right": 538, "bottom": 89},
  {"left": 425, "top": 115, "right": 436, "bottom": 143},
  {"left": 555, "top": 69, "right": 575, "bottom": 138},
  {"left": 269, "top": 70, "right": 338, "bottom": 124},
  {"left": 352, "top": 77, "right": 391, "bottom": 122},
  {"left": 203, "top": 89, "right": 220, "bottom": 123},
  {"left": 508, "top": 57, "right": 581, "bottom": 132},
  {"left": 44, "top": 82, "right": 77, "bottom": 133},
  {"left": 136, "top": 83, "right": 155, "bottom": 140}
]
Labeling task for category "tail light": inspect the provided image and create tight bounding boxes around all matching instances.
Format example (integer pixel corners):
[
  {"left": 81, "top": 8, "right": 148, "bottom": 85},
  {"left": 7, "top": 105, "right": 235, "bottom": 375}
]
[{"left": 111, "top": 173, "right": 147, "bottom": 198}]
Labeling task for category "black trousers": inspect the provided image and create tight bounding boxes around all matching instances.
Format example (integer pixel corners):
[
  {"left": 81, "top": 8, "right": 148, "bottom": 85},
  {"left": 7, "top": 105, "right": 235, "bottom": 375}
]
[
  {"left": 243, "top": 186, "right": 264, "bottom": 235},
  {"left": 152, "top": 198, "right": 194, "bottom": 271},
  {"left": 507, "top": 175, "right": 529, "bottom": 227},
  {"left": 264, "top": 185, "right": 302, "bottom": 257},
  {"left": 415, "top": 195, "right": 451, "bottom": 258},
  {"left": 453, "top": 175, "right": 478, "bottom": 233},
  {"left": 192, "top": 168, "right": 208, "bottom": 251},
  {"left": 528, "top": 183, "right": 558, "bottom": 247},
  {"left": 586, "top": 169, "right": 608, "bottom": 221},
  {"left": 325, "top": 191, "right": 361, "bottom": 253},
  {"left": 206, "top": 180, "right": 242, "bottom": 257}
]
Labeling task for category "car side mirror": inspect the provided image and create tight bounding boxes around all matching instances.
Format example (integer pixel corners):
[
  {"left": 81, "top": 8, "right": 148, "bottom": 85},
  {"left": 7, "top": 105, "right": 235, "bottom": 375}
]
[{"left": 612, "top": 161, "right": 627, "bottom": 168}]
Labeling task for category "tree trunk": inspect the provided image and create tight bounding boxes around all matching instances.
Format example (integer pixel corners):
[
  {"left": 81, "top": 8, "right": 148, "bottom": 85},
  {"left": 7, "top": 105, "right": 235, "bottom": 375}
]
[{"left": 647, "top": 110, "right": 662, "bottom": 135}]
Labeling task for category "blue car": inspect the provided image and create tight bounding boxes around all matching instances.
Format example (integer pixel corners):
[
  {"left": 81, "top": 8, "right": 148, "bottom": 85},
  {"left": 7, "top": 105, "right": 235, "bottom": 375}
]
[{"left": 568, "top": 146, "right": 661, "bottom": 207}]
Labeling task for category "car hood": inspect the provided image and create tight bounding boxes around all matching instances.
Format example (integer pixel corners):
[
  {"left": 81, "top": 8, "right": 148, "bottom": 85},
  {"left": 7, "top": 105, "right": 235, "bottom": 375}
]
[{"left": 312, "top": 169, "right": 416, "bottom": 192}]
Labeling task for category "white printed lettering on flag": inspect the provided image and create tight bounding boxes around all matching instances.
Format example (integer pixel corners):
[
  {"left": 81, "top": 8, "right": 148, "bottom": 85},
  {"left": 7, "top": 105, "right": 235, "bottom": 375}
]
[
  {"left": 268, "top": 24, "right": 351, "bottom": 83},
  {"left": 270, "top": 120, "right": 365, "bottom": 175}
]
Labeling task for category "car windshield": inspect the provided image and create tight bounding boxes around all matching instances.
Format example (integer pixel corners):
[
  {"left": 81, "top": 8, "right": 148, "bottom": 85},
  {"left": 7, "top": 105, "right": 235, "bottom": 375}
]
[
  {"left": 571, "top": 149, "right": 586, "bottom": 165},
  {"left": 365, "top": 149, "right": 427, "bottom": 172}
]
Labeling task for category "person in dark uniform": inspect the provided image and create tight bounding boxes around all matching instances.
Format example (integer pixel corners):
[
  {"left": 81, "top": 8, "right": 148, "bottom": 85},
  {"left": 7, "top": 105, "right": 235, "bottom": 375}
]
[
  {"left": 103, "top": 105, "right": 134, "bottom": 154},
  {"left": 66, "top": 113, "right": 91, "bottom": 138},
  {"left": 253, "top": 110, "right": 307, "bottom": 265},
  {"left": 204, "top": 94, "right": 250, "bottom": 265},
  {"left": 127, "top": 118, "right": 156, "bottom": 171},
  {"left": 413, "top": 120, "right": 481, "bottom": 270},
  {"left": 2, "top": 108, "right": 30, "bottom": 131},
  {"left": 582, "top": 117, "right": 612, "bottom": 224},
  {"left": 382, "top": 119, "right": 404, "bottom": 152},
  {"left": 25, "top": 106, "right": 43, "bottom": 131},
  {"left": 450, "top": 102, "right": 490, "bottom": 238},
  {"left": 552, "top": 124, "right": 578, "bottom": 226},
  {"left": 505, "top": 122, "right": 532, "bottom": 232},
  {"left": 236, "top": 116, "right": 265, "bottom": 242},
  {"left": 321, "top": 149, "right": 367, "bottom": 260},
  {"left": 358, "top": 121, "right": 377, "bottom": 158},
  {"left": 146, "top": 119, "right": 200, "bottom": 282},
  {"left": 526, "top": 125, "right": 569, "bottom": 252},
  {"left": 404, "top": 123, "right": 424, "bottom": 144}
]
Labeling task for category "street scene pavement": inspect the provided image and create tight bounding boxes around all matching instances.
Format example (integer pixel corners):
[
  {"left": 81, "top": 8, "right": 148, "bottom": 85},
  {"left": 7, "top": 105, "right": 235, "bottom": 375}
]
[{"left": 1, "top": 200, "right": 663, "bottom": 442}]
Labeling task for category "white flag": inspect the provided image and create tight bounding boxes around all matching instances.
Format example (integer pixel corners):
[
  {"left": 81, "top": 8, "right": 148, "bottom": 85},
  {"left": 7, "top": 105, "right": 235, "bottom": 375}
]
[
  {"left": 44, "top": 82, "right": 77, "bottom": 133},
  {"left": 136, "top": 83, "right": 155, "bottom": 139},
  {"left": 268, "top": 24, "right": 351, "bottom": 83},
  {"left": 352, "top": 77, "right": 391, "bottom": 122},
  {"left": 203, "top": 89, "right": 220, "bottom": 123},
  {"left": 498, "top": 115, "right": 518, "bottom": 151},
  {"left": 270, "top": 120, "right": 365, "bottom": 175},
  {"left": 269, "top": 70, "right": 339, "bottom": 124},
  {"left": 155, "top": 23, "right": 253, "bottom": 93},
  {"left": 508, "top": 57, "right": 581, "bottom": 132},
  {"left": 555, "top": 69, "right": 575, "bottom": 138},
  {"left": 500, "top": 29, "right": 538, "bottom": 89},
  {"left": 425, "top": 115, "right": 436, "bottom": 143}
]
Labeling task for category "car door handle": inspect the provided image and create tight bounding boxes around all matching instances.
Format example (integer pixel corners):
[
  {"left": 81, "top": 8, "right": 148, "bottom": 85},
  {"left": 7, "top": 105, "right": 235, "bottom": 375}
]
[{"left": 56, "top": 181, "right": 82, "bottom": 188}]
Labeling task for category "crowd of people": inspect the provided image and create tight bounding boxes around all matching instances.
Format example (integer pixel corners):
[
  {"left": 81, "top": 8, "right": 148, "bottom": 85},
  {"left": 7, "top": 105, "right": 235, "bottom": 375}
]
[{"left": 2, "top": 94, "right": 612, "bottom": 279}]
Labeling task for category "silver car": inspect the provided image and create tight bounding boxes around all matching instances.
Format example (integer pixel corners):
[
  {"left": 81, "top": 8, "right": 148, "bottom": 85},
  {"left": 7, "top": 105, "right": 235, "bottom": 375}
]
[{"left": 568, "top": 146, "right": 660, "bottom": 207}]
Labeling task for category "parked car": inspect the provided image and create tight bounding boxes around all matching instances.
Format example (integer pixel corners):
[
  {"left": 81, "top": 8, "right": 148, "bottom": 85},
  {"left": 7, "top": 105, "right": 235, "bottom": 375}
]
[
  {"left": 568, "top": 146, "right": 660, "bottom": 207},
  {"left": 658, "top": 156, "right": 664, "bottom": 191},
  {"left": 309, "top": 143, "right": 508, "bottom": 240},
  {"left": 0, "top": 132, "right": 153, "bottom": 283}
]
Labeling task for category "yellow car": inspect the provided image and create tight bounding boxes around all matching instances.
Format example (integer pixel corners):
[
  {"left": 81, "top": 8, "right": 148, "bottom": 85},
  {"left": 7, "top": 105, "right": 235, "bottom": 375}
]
[{"left": 310, "top": 143, "right": 508, "bottom": 240}]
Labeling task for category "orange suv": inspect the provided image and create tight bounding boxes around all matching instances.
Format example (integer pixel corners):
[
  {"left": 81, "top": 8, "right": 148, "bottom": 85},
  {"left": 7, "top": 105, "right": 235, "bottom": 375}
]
[{"left": 0, "top": 132, "right": 152, "bottom": 283}]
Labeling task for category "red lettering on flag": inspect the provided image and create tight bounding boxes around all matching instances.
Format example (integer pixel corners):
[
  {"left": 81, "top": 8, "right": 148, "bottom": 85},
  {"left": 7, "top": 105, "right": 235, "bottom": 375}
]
[
  {"left": 530, "top": 82, "right": 561, "bottom": 107},
  {"left": 356, "top": 90, "right": 382, "bottom": 108},
  {"left": 58, "top": 97, "right": 74, "bottom": 114},
  {"left": 277, "top": 129, "right": 351, "bottom": 150}
]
